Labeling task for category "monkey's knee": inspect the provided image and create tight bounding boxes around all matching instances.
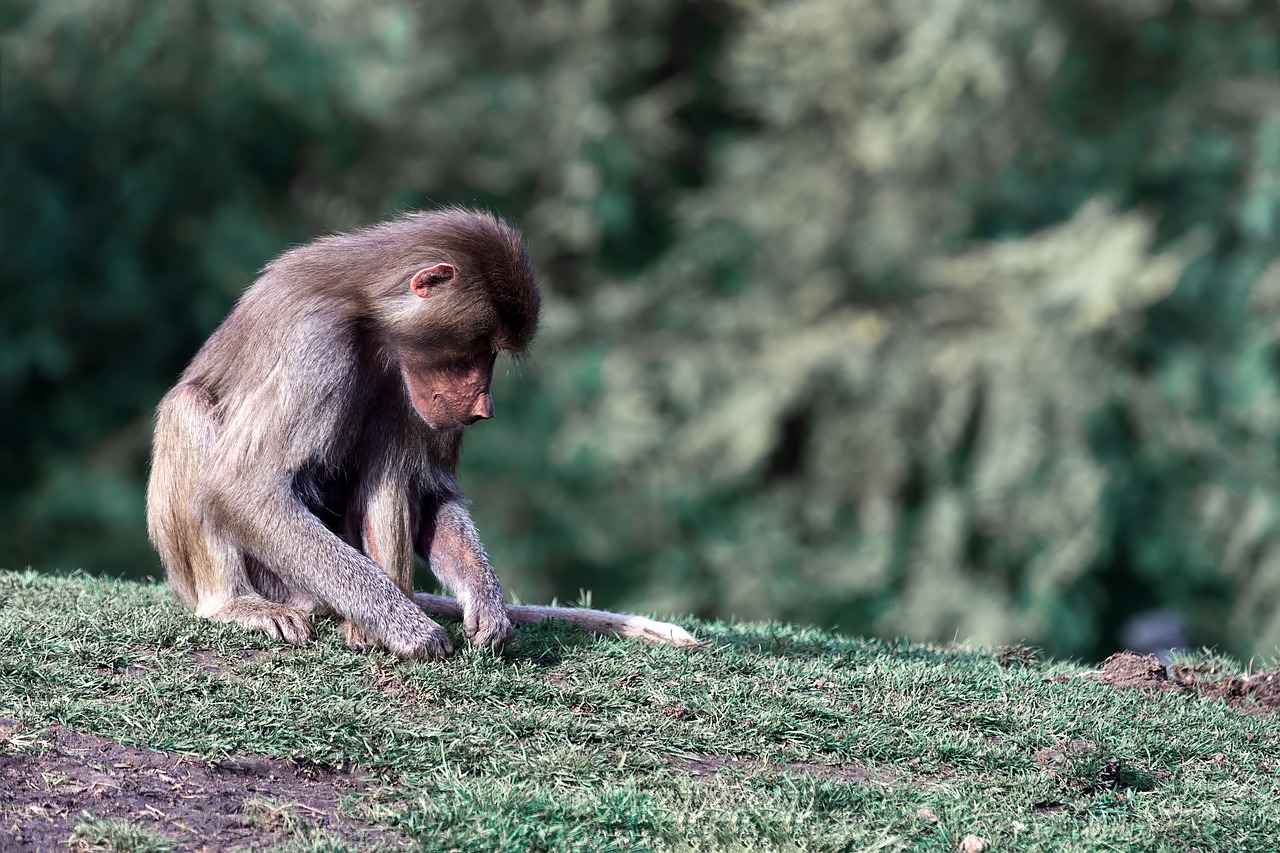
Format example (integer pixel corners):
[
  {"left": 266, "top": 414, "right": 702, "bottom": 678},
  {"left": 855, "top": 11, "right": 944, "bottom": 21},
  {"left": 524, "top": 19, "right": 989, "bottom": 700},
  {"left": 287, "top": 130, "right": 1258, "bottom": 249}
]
[
  {"left": 152, "top": 384, "right": 220, "bottom": 474},
  {"left": 207, "top": 596, "right": 315, "bottom": 646},
  {"left": 355, "top": 487, "right": 417, "bottom": 594}
]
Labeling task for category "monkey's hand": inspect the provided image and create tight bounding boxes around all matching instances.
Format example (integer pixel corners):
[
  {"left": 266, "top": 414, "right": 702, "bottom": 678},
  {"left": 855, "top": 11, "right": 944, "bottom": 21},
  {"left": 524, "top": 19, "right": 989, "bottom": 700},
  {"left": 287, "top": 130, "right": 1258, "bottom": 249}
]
[
  {"left": 342, "top": 615, "right": 455, "bottom": 660},
  {"left": 463, "top": 596, "right": 515, "bottom": 650},
  {"left": 390, "top": 617, "right": 456, "bottom": 660}
]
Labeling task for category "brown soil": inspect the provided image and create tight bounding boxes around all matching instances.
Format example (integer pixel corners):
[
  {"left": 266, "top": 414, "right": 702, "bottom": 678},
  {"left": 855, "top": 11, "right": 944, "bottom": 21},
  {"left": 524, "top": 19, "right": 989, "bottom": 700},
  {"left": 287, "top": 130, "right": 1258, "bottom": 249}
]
[
  {"left": 1097, "top": 652, "right": 1280, "bottom": 714},
  {"left": 1096, "top": 652, "right": 1176, "bottom": 691},
  {"left": 1036, "top": 739, "right": 1132, "bottom": 792},
  {"left": 1168, "top": 662, "right": 1280, "bottom": 710},
  {"left": 0, "top": 718, "right": 393, "bottom": 852},
  {"left": 189, "top": 649, "right": 266, "bottom": 675}
]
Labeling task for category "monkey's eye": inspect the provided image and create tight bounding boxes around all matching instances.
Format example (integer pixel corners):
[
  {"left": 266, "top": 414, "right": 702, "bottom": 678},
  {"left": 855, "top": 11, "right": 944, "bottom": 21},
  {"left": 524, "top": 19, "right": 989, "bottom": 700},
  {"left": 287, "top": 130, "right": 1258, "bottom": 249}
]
[{"left": 439, "top": 355, "right": 474, "bottom": 372}]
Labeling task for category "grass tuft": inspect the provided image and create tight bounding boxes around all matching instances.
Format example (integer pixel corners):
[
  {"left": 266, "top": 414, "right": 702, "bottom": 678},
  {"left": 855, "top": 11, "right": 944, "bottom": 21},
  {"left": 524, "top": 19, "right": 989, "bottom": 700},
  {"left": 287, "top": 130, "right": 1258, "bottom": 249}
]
[{"left": 68, "top": 813, "right": 178, "bottom": 853}]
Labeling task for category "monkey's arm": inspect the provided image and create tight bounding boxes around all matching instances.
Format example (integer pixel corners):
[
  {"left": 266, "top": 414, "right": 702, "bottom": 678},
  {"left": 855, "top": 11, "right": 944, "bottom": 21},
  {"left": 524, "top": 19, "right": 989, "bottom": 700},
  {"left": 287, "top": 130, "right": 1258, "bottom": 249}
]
[
  {"left": 193, "top": 333, "right": 455, "bottom": 659},
  {"left": 414, "top": 499, "right": 513, "bottom": 648},
  {"left": 198, "top": 478, "right": 454, "bottom": 659},
  {"left": 414, "top": 500, "right": 700, "bottom": 648}
]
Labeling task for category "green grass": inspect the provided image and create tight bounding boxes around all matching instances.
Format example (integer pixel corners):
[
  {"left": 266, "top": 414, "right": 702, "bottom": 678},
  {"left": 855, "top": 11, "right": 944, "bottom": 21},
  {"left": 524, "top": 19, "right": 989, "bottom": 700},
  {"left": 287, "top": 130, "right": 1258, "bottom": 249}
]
[
  {"left": 67, "top": 814, "right": 179, "bottom": 853},
  {"left": 2, "top": 570, "right": 1278, "bottom": 852}
]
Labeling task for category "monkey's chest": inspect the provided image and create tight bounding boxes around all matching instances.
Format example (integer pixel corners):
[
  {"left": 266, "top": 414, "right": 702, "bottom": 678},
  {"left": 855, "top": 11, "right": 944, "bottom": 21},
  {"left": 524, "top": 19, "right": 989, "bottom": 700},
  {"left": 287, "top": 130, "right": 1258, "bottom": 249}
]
[{"left": 295, "top": 435, "right": 446, "bottom": 528}]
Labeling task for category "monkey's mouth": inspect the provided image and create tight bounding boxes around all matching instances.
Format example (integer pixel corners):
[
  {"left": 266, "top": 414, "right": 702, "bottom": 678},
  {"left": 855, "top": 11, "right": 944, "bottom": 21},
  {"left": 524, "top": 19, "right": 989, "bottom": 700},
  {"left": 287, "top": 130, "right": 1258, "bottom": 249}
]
[
  {"left": 400, "top": 369, "right": 445, "bottom": 426},
  {"left": 400, "top": 368, "right": 482, "bottom": 429}
]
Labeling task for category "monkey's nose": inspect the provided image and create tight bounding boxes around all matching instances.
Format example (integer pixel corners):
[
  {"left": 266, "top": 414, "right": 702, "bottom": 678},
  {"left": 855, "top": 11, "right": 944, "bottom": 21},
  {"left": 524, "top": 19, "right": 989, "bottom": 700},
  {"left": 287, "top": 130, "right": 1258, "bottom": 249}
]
[{"left": 470, "top": 394, "right": 494, "bottom": 422}]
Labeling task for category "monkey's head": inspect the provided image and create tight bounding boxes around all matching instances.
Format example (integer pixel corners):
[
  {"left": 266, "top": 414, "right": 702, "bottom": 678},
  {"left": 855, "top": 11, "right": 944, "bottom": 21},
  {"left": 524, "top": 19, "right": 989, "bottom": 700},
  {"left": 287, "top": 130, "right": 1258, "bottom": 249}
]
[{"left": 368, "top": 208, "right": 541, "bottom": 431}]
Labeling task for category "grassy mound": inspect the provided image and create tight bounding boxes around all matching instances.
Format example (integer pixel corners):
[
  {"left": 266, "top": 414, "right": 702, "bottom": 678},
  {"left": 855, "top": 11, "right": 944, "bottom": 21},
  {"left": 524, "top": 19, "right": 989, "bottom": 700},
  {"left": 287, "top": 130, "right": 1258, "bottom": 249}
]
[{"left": 1, "top": 571, "right": 1276, "bottom": 852}]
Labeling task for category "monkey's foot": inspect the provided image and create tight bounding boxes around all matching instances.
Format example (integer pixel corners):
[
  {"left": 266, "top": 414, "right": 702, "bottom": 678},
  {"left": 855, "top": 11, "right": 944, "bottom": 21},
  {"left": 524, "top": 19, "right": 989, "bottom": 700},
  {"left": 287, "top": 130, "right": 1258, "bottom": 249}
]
[
  {"left": 344, "top": 616, "right": 455, "bottom": 661},
  {"left": 463, "top": 597, "right": 515, "bottom": 650},
  {"left": 207, "top": 596, "right": 314, "bottom": 646},
  {"left": 339, "top": 620, "right": 378, "bottom": 653}
]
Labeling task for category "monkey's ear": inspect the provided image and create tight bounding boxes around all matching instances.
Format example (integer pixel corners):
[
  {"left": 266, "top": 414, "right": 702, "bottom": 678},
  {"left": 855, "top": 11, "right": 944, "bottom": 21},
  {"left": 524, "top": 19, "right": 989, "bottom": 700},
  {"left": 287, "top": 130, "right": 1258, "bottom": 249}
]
[{"left": 410, "top": 263, "right": 456, "bottom": 297}]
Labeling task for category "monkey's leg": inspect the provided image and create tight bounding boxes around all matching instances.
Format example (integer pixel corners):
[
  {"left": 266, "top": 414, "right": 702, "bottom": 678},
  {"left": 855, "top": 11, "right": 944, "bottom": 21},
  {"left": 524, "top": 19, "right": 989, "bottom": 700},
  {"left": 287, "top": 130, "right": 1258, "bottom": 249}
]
[
  {"left": 415, "top": 501, "right": 514, "bottom": 650},
  {"left": 147, "top": 384, "right": 314, "bottom": 646}
]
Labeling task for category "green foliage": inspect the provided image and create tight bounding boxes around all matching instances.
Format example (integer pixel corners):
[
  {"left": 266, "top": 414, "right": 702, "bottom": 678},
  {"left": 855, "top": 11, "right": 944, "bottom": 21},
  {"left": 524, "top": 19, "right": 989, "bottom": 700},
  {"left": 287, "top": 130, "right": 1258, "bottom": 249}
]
[
  {"left": 1, "top": 0, "right": 1278, "bottom": 660},
  {"left": 518, "top": 0, "right": 1280, "bottom": 659}
]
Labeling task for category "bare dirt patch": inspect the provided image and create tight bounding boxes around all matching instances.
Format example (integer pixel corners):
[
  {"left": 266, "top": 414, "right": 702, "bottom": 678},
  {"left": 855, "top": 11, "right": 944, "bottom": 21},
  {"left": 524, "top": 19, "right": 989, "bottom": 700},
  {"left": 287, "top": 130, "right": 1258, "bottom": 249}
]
[
  {"left": 668, "top": 754, "right": 886, "bottom": 786},
  {"left": 189, "top": 649, "right": 266, "bottom": 675},
  {"left": 993, "top": 644, "right": 1041, "bottom": 669},
  {"left": 1097, "top": 652, "right": 1280, "bottom": 714},
  {"left": 1035, "top": 738, "right": 1156, "bottom": 793},
  {"left": 1097, "top": 652, "right": 1177, "bottom": 692},
  {"left": 1168, "top": 662, "right": 1280, "bottom": 711},
  {"left": 0, "top": 718, "right": 393, "bottom": 852}
]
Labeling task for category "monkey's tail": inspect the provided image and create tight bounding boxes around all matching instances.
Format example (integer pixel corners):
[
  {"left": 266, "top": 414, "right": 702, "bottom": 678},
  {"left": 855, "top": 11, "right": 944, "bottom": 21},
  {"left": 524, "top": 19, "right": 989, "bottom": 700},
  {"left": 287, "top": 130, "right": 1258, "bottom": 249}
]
[{"left": 411, "top": 593, "right": 702, "bottom": 647}]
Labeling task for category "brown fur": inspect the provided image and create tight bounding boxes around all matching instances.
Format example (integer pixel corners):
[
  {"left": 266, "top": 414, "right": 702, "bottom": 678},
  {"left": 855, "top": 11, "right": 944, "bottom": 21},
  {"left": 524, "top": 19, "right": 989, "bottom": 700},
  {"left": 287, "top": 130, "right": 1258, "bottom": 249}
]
[{"left": 147, "top": 208, "right": 697, "bottom": 659}]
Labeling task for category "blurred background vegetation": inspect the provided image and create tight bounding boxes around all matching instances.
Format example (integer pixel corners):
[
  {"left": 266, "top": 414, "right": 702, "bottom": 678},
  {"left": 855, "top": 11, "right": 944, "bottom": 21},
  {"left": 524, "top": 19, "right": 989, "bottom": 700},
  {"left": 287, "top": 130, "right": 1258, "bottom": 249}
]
[{"left": 2, "top": 0, "right": 1278, "bottom": 662}]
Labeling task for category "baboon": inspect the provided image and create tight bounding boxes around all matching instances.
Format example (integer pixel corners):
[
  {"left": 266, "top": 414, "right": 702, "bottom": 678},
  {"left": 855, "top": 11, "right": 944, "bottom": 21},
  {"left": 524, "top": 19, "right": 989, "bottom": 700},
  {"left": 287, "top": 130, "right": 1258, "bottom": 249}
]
[{"left": 146, "top": 208, "right": 697, "bottom": 659}]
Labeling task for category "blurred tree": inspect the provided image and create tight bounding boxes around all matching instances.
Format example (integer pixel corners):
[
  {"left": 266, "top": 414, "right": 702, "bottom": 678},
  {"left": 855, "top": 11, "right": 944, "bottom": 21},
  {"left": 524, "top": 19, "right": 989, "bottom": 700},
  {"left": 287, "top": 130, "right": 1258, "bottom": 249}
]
[
  {"left": 546, "top": 0, "right": 1280, "bottom": 658},
  {"left": 2, "top": 0, "right": 1276, "bottom": 661}
]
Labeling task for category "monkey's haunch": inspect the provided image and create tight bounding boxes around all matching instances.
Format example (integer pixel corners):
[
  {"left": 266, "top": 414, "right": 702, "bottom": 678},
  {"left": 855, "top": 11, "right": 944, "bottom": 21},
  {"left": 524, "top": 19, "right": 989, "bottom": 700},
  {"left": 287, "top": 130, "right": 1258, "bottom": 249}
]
[{"left": 146, "top": 207, "right": 698, "bottom": 659}]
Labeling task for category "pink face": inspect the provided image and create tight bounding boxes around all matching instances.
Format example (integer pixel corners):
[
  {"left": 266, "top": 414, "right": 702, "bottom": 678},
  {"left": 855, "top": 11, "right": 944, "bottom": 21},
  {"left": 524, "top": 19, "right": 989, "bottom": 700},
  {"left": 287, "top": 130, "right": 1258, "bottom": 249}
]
[
  {"left": 400, "top": 345, "right": 498, "bottom": 429},
  {"left": 399, "top": 262, "right": 502, "bottom": 429}
]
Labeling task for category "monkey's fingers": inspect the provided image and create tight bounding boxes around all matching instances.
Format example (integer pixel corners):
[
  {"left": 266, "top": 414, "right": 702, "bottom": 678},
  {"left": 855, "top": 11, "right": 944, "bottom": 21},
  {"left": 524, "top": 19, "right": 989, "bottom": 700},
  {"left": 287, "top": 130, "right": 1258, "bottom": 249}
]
[
  {"left": 462, "top": 598, "right": 515, "bottom": 651},
  {"left": 384, "top": 618, "right": 455, "bottom": 661}
]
